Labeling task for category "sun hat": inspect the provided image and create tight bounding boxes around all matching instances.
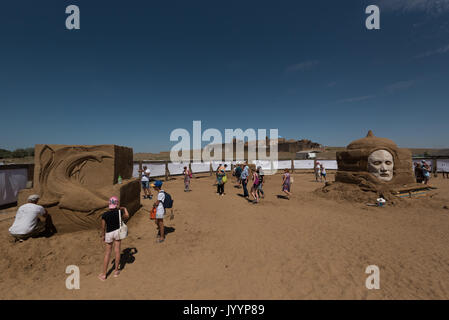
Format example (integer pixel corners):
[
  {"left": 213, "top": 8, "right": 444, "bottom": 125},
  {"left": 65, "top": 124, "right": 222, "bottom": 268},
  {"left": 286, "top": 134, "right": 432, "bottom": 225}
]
[
  {"left": 27, "top": 194, "right": 40, "bottom": 202},
  {"left": 109, "top": 196, "right": 119, "bottom": 209}
]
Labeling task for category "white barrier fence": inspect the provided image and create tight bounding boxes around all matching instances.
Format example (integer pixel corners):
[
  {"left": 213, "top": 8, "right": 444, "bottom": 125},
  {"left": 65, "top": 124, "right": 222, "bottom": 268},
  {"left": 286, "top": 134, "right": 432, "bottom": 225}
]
[
  {"left": 132, "top": 159, "right": 449, "bottom": 178},
  {"left": 437, "top": 159, "right": 449, "bottom": 172},
  {"left": 0, "top": 168, "right": 28, "bottom": 206},
  {"left": 133, "top": 160, "right": 339, "bottom": 178}
]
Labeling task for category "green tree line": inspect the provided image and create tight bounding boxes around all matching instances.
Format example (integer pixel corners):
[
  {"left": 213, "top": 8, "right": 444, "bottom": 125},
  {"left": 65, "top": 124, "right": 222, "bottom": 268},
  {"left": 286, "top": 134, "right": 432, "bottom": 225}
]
[{"left": 0, "top": 148, "right": 34, "bottom": 159}]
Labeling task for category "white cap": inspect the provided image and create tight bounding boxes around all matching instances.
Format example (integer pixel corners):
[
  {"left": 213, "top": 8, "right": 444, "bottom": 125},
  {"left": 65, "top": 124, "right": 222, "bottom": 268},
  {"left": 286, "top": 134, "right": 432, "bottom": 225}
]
[{"left": 27, "top": 194, "right": 40, "bottom": 202}]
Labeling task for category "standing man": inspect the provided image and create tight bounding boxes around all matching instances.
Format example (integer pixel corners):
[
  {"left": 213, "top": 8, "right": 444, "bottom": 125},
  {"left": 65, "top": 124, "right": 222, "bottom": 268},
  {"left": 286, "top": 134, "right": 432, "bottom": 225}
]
[
  {"left": 139, "top": 165, "right": 152, "bottom": 199},
  {"left": 241, "top": 162, "right": 250, "bottom": 198},
  {"left": 9, "top": 194, "right": 56, "bottom": 241}
]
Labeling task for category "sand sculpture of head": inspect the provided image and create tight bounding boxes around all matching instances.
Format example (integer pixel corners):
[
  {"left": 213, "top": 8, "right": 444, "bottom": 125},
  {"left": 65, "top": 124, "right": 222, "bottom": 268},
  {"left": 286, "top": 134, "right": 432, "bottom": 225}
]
[{"left": 335, "top": 131, "right": 415, "bottom": 193}]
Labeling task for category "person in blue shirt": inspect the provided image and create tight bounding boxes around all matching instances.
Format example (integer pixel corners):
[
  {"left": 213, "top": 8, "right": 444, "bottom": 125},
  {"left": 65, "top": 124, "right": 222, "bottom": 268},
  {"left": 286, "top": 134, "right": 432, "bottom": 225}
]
[{"left": 240, "top": 163, "right": 250, "bottom": 198}]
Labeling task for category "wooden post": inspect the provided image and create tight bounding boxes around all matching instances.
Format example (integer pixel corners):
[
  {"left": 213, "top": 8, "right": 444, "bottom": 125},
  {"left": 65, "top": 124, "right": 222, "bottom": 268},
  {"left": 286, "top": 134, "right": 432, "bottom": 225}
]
[
  {"left": 433, "top": 157, "right": 438, "bottom": 177},
  {"left": 165, "top": 161, "right": 169, "bottom": 181},
  {"left": 139, "top": 161, "right": 143, "bottom": 180},
  {"left": 291, "top": 159, "right": 295, "bottom": 174},
  {"left": 189, "top": 162, "right": 193, "bottom": 179},
  {"left": 210, "top": 162, "right": 213, "bottom": 176}
]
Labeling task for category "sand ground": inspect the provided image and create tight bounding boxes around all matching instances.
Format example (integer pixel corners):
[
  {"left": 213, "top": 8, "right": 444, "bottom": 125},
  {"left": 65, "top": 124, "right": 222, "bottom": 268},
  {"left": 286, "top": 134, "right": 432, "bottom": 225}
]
[{"left": 1, "top": 173, "right": 449, "bottom": 300}]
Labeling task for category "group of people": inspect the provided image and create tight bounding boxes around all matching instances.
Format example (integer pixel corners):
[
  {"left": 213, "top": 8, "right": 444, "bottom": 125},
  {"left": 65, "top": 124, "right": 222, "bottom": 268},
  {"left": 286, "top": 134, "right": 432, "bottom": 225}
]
[
  {"left": 232, "top": 163, "right": 265, "bottom": 203},
  {"left": 414, "top": 160, "right": 431, "bottom": 184},
  {"left": 314, "top": 162, "right": 327, "bottom": 182},
  {"left": 232, "top": 163, "right": 294, "bottom": 202}
]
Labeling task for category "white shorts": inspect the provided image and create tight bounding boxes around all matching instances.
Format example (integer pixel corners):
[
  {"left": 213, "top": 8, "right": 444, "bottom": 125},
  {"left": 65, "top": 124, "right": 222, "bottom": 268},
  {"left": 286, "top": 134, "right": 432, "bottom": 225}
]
[
  {"left": 156, "top": 209, "right": 165, "bottom": 219},
  {"left": 105, "top": 229, "right": 120, "bottom": 243}
]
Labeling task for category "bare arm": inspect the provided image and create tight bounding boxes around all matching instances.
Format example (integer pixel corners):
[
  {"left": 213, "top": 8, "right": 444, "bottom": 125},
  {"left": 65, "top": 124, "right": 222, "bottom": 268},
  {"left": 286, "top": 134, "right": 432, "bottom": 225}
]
[{"left": 120, "top": 207, "right": 130, "bottom": 221}]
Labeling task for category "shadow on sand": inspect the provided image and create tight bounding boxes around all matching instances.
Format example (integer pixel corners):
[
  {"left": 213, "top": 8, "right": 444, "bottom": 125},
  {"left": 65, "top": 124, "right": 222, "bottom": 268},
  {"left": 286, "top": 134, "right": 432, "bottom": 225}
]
[{"left": 107, "top": 247, "right": 138, "bottom": 277}]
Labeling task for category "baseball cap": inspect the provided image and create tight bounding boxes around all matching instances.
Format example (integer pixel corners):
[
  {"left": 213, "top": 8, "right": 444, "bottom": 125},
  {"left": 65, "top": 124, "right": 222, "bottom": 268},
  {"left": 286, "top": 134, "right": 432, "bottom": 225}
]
[
  {"left": 151, "top": 180, "right": 163, "bottom": 188},
  {"left": 27, "top": 194, "right": 40, "bottom": 202},
  {"left": 109, "top": 196, "right": 119, "bottom": 209}
]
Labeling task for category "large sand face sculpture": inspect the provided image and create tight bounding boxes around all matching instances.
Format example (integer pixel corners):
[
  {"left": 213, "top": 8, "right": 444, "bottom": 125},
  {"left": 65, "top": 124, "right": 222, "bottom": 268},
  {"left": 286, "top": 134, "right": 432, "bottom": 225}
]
[
  {"left": 335, "top": 131, "right": 416, "bottom": 194},
  {"left": 19, "top": 144, "right": 140, "bottom": 233}
]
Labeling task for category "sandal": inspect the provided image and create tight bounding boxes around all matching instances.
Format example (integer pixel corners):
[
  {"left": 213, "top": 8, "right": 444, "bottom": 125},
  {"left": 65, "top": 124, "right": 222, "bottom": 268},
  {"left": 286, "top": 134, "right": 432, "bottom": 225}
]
[
  {"left": 158, "top": 238, "right": 165, "bottom": 243},
  {"left": 98, "top": 274, "right": 106, "bottom": 281},
  {"left": 113, "top": 270, "right": 120, "bottom": 278}
]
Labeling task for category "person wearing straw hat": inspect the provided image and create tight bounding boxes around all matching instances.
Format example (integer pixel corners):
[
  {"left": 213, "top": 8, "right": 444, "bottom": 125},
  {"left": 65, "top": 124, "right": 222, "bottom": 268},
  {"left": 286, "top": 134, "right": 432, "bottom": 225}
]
[
  {"left": 9, "top": 194, "right": 56, "bottom": 241},
  {"left": 98, "top": 196, "right": 129, "bottom": 281}
]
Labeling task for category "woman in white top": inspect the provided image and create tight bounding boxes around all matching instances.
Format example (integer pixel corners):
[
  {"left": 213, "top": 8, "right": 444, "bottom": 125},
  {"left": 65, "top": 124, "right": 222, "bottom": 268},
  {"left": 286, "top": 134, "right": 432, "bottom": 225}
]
[{"left": 138, "top": 166, "right": 152, "bottom": 199}]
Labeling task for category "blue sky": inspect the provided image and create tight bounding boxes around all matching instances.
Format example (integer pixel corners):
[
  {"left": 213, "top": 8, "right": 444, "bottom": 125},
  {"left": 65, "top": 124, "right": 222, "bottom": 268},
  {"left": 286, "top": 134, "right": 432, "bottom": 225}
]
[{"left": 1, "top": 0, "right": 448, "bottom": 152}]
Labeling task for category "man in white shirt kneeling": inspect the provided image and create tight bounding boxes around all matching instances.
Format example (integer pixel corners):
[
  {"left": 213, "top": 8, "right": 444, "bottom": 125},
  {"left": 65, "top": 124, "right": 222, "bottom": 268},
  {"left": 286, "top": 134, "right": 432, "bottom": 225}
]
[{"left": 9, "top": 194, "right": 56, "bottom": 242}]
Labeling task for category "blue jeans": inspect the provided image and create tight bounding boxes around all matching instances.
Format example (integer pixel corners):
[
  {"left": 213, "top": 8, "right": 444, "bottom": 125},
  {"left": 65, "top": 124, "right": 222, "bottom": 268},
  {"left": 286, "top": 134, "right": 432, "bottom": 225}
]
[{"left": 242, "top": 180, "right": 248, "bottom": 197}]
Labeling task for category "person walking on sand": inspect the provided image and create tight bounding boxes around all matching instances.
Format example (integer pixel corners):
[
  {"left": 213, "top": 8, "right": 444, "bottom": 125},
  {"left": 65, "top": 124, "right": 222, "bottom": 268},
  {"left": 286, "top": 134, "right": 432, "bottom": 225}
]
[
  {"left": 217, "top": 168, "right": 226, "bottom": 196},
  {"left": 240, "top": 162, "right": 250, "bottom": 198},
  {"left": 138, "top": 166, "right": 152, "bottom": 199},
  {"left": 315, "top": 162, "right": 321, "bottom": 182},
  {"left": 320, "top": 164, "right": 327, "bottom": 182},
  {"left": 234, "top": 164, "right": 243, "bottom": 187},
  {"left": 183, "top": 166, "right": 192, "bottom": 192},
  {"left": 250, "top": 167, "right": 261, "bottom": 203},
  {"left": 282, "top": 169, "right": 292, "bottom": 199},
  {"left": 98, "top": 197, "right": 129, "bottom": 281},
  {"left": 422, "top": 160, "right": 431, "bottom": 185},
  {"left": 257, "top": 166, "right": 265, "bottom": 199},
  {"left": 152, "top": 180, "right": 166, "bottom": 243}
]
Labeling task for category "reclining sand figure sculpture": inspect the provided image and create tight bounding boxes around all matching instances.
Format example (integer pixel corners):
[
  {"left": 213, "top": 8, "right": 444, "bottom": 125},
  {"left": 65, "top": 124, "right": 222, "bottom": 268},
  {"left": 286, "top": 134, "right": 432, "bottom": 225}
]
[
  {"left": 324, "top": 130, "right": 430, "bottom": 200},
  {"left": 18, "top": 144, "right": 140, "bottom": 233}
]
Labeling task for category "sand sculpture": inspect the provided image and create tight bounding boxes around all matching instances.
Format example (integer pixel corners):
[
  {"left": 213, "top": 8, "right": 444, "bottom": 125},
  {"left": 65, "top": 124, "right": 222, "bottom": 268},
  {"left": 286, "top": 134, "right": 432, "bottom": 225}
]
[
  {"left": 18, "top": 144, "right": 140, "bottom": 232},
  {"left": 330, "top": 130, "right": 428, "bottom": 199}
]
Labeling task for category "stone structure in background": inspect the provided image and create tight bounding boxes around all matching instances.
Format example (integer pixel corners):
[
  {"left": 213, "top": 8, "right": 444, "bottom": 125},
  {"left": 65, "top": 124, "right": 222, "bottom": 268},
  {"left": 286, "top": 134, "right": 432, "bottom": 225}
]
[
  {"left": 18, "top": 144, "right": 140, "bottom": 233},
  {"left": 335, "top": 130, "right": 427, "bottom": 196}
]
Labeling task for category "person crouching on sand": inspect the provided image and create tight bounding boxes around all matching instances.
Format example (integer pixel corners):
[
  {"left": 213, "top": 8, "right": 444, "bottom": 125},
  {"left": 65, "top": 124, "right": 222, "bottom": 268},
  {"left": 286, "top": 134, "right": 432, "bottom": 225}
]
[
  {"left": 9, "top": 194, "right": 56, "bottom": 242},
  {"left": 282, "top": 169, "right": 292, "bottom": 199},
  {"left": 152, "top": 180, "right": 166, "bottom": 243},
  {"left": 99, "top": 197, "right": 129, "bottom": 281}
]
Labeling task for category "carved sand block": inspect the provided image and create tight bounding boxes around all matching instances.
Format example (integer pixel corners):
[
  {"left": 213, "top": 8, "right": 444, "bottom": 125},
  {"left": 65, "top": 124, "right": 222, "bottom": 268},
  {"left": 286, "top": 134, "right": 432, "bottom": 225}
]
[
  {"left": 18, "top": 144, "right": 140, "bottom": 233},
  {"left": 335, "top": 131, "right": 431, "bottom": 197}
]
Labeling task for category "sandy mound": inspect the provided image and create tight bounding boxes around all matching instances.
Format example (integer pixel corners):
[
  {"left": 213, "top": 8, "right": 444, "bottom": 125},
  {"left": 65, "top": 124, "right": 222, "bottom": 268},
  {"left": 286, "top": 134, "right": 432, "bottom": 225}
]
[{"left": 315, "top": 182, "right": 380, "bottom": 204}]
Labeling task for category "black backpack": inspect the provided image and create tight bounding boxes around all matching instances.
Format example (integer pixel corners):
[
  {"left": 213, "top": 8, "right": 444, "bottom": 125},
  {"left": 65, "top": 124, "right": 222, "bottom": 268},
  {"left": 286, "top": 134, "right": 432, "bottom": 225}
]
[{"left": 161, "top": 191, "right": 174, "bottom": 209}]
